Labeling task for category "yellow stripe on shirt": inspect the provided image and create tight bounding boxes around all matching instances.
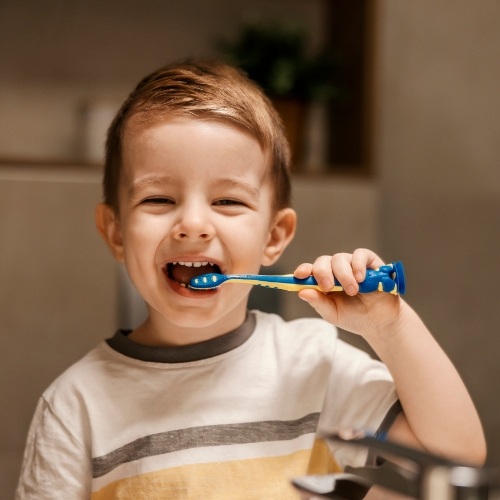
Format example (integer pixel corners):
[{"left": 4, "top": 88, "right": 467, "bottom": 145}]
[{"left": 92, "top": 449, "right": 315, "bottom": 500}]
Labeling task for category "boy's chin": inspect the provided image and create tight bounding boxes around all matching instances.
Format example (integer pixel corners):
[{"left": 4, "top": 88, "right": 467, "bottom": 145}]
[
  {"left": 171, "top": 293, "right": 249, "bottom": 324},
  {"left": 165, "top": 307, "right": 248, "bottom": 340}
]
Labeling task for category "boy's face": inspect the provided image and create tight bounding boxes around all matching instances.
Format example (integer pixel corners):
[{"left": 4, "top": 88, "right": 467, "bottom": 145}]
[{"left": 97, "top": 116, "right": 295, "bottom": 345}]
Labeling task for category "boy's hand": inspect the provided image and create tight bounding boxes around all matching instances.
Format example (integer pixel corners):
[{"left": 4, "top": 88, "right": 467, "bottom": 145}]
[{"left": 294, "top": 248, "right": 404, "bottom": 339}]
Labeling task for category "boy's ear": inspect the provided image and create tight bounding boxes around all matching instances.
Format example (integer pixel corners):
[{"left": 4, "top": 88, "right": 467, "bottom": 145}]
[
  {"left": 95, "top": 203, "right": 125, "bottom": 262},
  {"left": 262, "top": 208, "right": 297, "bottom": 266}
]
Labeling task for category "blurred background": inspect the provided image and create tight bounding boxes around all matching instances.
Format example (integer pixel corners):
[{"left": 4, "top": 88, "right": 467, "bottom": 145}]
[{"left": 1, "top": 0, "right": 499, "bottom": 496}]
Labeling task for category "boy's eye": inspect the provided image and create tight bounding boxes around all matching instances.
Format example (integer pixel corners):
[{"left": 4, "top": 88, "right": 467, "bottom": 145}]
[
  {"left": 142, "top": 197, "right": 174, "bottom": 205},
  {"left": 213, "top": 199, "right": 245, "bottom": 206}
]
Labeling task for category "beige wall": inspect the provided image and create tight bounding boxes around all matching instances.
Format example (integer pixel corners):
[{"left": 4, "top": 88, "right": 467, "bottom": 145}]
[
  {"left": 373, "top": 0, "right": 500, "bottom": 464},
  {"left": 0, "top": 167, "right": 118, "bottom": 494}
]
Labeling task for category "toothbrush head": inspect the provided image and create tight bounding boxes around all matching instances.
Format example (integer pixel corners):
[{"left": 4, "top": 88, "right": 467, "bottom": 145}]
[{"left": 189, "top": 273, "right": 226, "bottom": 289}]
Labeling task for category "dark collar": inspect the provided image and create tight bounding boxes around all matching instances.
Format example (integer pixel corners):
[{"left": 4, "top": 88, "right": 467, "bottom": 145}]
[{"left": 106, "top": 311, "right": 256, "bottom": 363}]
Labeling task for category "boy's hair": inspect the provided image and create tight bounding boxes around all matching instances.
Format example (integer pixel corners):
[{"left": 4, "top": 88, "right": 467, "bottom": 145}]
[{"left": 104, "top": 59, "right": 292, "bottom": 213}]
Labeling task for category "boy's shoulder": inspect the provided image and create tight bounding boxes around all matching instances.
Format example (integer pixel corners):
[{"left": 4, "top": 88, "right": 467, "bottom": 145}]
[{"left": 42, "top": 340, "right": 115, "bottom": 406}]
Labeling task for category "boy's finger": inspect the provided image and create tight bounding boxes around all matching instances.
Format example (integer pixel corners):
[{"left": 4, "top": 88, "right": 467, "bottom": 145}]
[
  {"left": 351, "top": 248, "right": 384, "bottom": 282},
  {"left": 294, "top": 262, "right": 313, "bottom": 278},
  {"left": 312, "top": 255, "right": 338, "bottom": 291},
  {"left": 330, "top": 253, "right": 358, "bottom": 295}
]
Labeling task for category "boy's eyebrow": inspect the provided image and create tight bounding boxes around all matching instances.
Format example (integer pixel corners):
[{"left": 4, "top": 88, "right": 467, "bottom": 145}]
[
  {"left": 212, "top": 178, "right": 261, "bottom": 200},
  {"left": 127, "top": 175, "right": 178, "bottom": 198}
]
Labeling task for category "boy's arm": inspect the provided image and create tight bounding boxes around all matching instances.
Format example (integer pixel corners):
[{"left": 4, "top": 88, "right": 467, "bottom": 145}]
[{"left": 295, "top": 248, "right": 486, "bottom": 466}]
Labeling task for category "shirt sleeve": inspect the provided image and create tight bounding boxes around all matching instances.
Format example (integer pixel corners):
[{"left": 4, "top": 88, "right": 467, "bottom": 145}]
[
  {"left": 318, "top": 338, "right": 400, "bottom": 468},
  {"left": 15, "top": 397, "right": 91, "bottom": 500}
]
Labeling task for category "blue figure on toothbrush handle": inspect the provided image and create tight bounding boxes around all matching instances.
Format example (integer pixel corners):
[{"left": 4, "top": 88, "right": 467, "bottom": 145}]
[{"left": 358, "top": 262, "right": 406, "bottom": 295}]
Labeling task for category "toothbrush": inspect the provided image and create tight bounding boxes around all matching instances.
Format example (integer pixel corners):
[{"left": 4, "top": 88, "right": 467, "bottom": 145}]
[{"left": 189, "top": 261, "right": 405, "bottom": 296}]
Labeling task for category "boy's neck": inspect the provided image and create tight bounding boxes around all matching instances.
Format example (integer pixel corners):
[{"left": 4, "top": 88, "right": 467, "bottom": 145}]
[{"left": 127, "top": 307, "right": 250, "bottom": 348}]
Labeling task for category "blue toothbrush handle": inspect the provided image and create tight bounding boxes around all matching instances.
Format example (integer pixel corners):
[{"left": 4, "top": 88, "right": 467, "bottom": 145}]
[{"left": 227, "top": 261, "right": 405, "bottom": 295}]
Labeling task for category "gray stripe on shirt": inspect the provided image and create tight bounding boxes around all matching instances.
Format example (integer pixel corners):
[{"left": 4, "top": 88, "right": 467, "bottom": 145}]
[{"left": 92, "top": 412, "right": 320, "bottom": 478}]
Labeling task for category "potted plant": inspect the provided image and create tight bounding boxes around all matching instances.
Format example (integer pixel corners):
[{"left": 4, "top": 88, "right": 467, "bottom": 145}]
[{"left": 216, "top": 20, "right": 341, "bottom": 167}]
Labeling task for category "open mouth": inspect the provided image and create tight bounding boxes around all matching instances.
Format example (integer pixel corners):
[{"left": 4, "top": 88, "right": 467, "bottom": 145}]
[{"left": 166, "top": 261, "right": 221, "bottom": 288}]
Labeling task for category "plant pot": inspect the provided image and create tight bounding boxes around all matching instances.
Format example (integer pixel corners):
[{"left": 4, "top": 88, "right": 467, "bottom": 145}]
[{"left": 272, "top": 98, "right": 307, "bottom": 170}]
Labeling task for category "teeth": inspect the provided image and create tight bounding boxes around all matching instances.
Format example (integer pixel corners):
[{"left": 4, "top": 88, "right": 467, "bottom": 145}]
[{"left": 173, "top": 261, "right": 214, "bottom": 267}]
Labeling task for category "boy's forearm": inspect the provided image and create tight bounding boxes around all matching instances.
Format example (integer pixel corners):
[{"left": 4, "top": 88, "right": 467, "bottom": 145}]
[{"left": 365, "top": 302, "right": 487, "bottom": 465}]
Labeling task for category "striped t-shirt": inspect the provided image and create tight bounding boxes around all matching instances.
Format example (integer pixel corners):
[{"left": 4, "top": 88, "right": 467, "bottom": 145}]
[{"left": 16, "top": 310, "right": 398, "bottom": 499}]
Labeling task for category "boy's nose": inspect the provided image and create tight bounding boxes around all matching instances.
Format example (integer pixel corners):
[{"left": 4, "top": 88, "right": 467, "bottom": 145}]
[{"left": 172, "top": 205, "right": 215, "bottom": 241}]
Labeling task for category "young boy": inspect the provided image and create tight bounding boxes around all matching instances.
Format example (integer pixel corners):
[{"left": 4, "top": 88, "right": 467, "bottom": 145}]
[{"left": 16, "top": 60, "right": 485, "bottom": 499}]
